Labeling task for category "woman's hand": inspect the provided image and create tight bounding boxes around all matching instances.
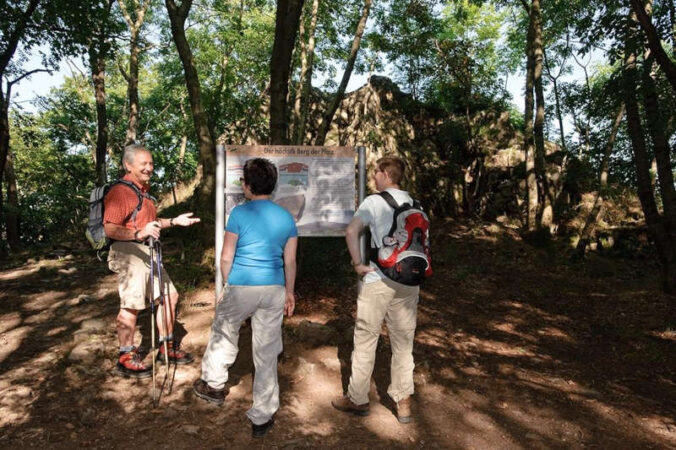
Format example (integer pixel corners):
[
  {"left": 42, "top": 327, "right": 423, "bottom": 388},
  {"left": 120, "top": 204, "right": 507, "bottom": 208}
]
[
  {"left": 284, "top": 291, "right": 295, "bottom": 317},
  {"left": 216, "top": 287, "right": 226, "bottom": 305}
]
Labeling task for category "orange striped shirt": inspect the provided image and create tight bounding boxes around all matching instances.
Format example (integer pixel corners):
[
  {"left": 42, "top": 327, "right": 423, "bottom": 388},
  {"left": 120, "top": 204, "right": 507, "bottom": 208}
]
[{"left": 103, "top": 174, "right": 156, "bottom": 230}]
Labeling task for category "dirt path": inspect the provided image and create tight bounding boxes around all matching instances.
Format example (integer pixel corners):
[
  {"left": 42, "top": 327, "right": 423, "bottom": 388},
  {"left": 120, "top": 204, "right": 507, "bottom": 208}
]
[{"left": 0, "top": 221, "right": 674, "bottom": 449}]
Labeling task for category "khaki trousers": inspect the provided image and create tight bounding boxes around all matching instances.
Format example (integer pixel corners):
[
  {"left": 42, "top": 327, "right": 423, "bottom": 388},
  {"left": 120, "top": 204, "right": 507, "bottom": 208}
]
[
  {"left": 347, "top": 278, "right": 419, "bottom": 405},
  {"left": 108, "top": 241, "right": 177, "bottom": 310},
  {"left": 201, "top": 285, "right": 285, "bottom": 425}
]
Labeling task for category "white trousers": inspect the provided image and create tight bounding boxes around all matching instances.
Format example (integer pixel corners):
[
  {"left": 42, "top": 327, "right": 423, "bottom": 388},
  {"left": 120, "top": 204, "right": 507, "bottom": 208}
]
[{"left": 201, "top": 285, "right": 285, "bottom": 425}]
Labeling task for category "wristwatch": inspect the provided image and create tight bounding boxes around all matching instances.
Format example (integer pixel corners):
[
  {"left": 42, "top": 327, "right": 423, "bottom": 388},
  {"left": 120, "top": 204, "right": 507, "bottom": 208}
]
[{"left": 350, "top": 260, "right": 362, "bottom": 266}]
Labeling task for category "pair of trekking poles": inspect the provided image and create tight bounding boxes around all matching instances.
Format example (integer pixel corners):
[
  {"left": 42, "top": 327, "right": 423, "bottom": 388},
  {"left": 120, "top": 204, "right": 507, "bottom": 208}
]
[{"left": 148, "top": 238, "right": 173, "bottom": 407}]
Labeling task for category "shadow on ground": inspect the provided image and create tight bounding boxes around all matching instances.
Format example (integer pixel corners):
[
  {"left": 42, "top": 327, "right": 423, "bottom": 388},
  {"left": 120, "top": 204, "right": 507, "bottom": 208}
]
[{"left": 0, "top": 220, "right": 674, "bottom": 449}]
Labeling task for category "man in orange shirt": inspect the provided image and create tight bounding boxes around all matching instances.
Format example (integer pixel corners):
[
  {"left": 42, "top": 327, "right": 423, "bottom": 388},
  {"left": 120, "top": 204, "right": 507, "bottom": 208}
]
[{"left": 104, "top": 144, "right": 200, "bottom": 378}]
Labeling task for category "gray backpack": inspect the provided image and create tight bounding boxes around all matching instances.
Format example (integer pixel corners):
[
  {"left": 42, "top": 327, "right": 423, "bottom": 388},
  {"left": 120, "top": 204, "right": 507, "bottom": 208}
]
[{"left": 85, "top": 180, "right": 149, "bottom": 250}]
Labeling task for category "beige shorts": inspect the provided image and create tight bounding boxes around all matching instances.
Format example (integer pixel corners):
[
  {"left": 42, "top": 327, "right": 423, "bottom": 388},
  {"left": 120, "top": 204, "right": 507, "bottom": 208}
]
[{"left": 108, "top": 241, "right": 178, "bottom": 310}]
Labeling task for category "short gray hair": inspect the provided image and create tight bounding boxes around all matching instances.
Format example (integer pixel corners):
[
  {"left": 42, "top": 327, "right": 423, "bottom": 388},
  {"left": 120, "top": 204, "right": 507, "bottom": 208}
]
[{"left": 122, "top": 144, "right": 149, "bottom": 167}]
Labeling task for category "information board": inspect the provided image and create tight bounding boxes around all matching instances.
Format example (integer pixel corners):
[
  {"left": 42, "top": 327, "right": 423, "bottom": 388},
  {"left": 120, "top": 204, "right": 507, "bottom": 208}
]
[{"left": 224, "top": 145, "right": 356, "bottom": 236}]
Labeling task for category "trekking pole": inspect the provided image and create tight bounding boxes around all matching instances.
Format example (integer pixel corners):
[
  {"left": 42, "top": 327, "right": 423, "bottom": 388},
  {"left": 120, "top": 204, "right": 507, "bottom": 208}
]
[
  {"left": 155, "top": 239, "right": 170, "bottom": 375},
  {"left": 155, "top": 241, "right": 175, "bottom": 393},
  {"left": 148, "top": 237, "right": 157, "bottom": 407}
]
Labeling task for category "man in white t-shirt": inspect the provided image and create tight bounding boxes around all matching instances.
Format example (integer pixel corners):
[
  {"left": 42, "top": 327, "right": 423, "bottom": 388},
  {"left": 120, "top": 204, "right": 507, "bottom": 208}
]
[{"left": 332, "top": 156, "right": 421, "bottom": 423}]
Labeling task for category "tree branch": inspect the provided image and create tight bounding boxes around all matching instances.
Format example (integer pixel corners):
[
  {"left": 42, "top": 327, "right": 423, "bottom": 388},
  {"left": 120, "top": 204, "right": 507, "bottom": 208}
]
[
  {"left": 8, "top": 68, "right": 51, "bottom": 88},
  {"left": 520, "top": 0, "right": 530, "bottom": 13},
  {"left": 166, "top": 0, "right": 191, "bottom": 20},
  {"left": 117, "top": 0, "right": 135, "bottom": 29},
  {"left": 118, "top": 60, "right": 130, "bottom": 82},
  {"left": 0, "top": 0, "right": 41, "bottom": 75},
  {"left": 629, "top": 0, "right": 676, "bottom": 92},
  {"left": 136, "top": 0, "right": 150, "bottom": 30}
]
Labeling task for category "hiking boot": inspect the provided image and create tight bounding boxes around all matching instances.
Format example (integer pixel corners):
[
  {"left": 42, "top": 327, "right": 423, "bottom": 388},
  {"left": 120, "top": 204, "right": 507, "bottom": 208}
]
[
  {"left": 251, "top": 418, "right": 274, "bottom": 438},
  {"left": 156, "top": 342, "right": 194, "bottom": 365},
  {"left": 331, "top": 395, "right": 370, "bottom": 416},
  {"left": 396, "top": 396, "right": 412, "bottom": 423},
  {"left": 114, "top": 348, "right": 152, "bottom": 379},
  {"left": 192, "top": 379, "right": 226, "bottom": 405}
]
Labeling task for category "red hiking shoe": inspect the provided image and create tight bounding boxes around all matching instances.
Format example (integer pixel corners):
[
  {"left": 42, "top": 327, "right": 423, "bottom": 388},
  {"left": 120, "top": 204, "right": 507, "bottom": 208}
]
[
  {"left": 114, "top": 348, "right": 152, "bottom": 379},
  {"left": 156, "top": 342, "right": 194, "bottom": 365}
]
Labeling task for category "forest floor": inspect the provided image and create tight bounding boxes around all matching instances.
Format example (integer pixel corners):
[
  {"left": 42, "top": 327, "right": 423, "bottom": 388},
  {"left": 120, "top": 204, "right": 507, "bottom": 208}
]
[{"left": 0, "top": 219, "right": 675, "bottom": 449}]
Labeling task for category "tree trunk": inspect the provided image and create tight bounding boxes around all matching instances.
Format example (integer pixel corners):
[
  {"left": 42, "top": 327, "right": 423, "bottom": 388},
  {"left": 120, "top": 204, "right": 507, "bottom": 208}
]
[
  {"left": 0, "top": 0, "right": 40, "bottom": 183},
  {"left": 624, "top": 15, "right": 676, "bottom": 295},
  {"left": 293, "top": 0, "right": 319, "bottom": 145},
  {"left": 0, "top": 88, "right": 9, "bottom": 196},
  {"left": 291, "top": 7, "right": 307, "bottom": 133},
  {"left": 543, "top": 49, "right": 567, "bottom": 153},
  {"left": 576, "top": 105, "right": 624, "bottom": 257},
  {"left": 0, "top": 84, "right": 7, "bottom": 249},
  {"left": 4, "top": 148, "right": 20, "bottom": 249},
  {"left": 125, "top": 31, "right": 141, "bottom": 144},
  {"left": 641, "top": 2, "right": 676, "bottom": 238},
  {"left": 524, "top": 3, "right": 538, "bottom": 231},
  {"left": 118, "top": 0, "right": 149, "bottom": 145},
  {"left": 166, "top": 0, "right": 216, "bottom": 211},
  {"left": 670, "top": 0, "right": 676, "bottom": 53},
  {"left": 270, "top": 0, "right": 305, "bottom": 144},
  {"left": 642, "top": 57, "right": 676, "bottom": 280},
  {"left": 531, "top": 0, "right": 552, "bottom": 228},
  {"left": 315, "top": 0, "right": 372, "bottom": 146},
  {"left": 629, "top": 0, "right": 676, "bottom": 93},
  {"left": 90, "top": 47, "right": 109, "bottom": 187}
]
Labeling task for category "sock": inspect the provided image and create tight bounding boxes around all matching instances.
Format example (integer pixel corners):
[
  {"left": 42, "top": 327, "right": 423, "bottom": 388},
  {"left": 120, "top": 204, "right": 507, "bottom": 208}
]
[{"left": 119, "top": 345, "right": 134, "bottom": 354}]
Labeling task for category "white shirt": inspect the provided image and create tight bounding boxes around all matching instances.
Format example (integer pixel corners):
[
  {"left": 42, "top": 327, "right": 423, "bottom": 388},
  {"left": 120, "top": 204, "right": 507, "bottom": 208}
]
[{"left": 353, "top": 188, "right": 415, "bottom": 284}]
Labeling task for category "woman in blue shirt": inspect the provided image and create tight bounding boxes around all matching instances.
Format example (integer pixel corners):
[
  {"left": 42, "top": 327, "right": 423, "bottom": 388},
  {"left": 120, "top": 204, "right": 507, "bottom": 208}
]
[{"left": 193, "top": 158, "right": 298, "bottom": 438}]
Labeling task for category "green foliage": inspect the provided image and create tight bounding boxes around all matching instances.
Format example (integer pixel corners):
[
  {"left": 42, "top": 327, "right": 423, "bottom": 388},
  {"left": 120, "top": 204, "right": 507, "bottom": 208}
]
[
  {"left": 368, "top": 0, "right": 444, "bottom": 99},
  {"left": 10, "top": 112, "right": 93, "bottom": 244},
  {"left": 5, "top": 0, "right": 675, "bottom": 248}
]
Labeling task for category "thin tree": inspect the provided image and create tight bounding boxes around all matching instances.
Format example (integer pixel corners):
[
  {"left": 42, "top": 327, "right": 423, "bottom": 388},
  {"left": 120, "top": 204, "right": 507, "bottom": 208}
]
[
  {"left": 531, "top": 0, "right": 552, "bottom": 228},
  {"left": 629, "top": 0, "right": 676, "bottom": 92},
  {"left": 118, "top": 0, "right": 151, "bottom": 145},
  {"left": 314, "top": 0, "right": 372, "bottom": 146},
  {"left": 543, "top": 46, "right": 567, "bottom": 153},
  {"left": 523, "top": 2, "right": 538, "bottom": 230},
  {"left": 165, "top": 0, "right": 216, "bottom": 210},
  {"left": 640, "top": 0, "right": 676, "bottom": 277},
  {"left": 570, "top": 49, "right": 593, "bottom": 158},
  {"left": 87, "top": 0, "right": 118, "bottom": 187},
  {"left": 292, "top": 0, "right": 320, "bottom": 145},
  {"left": 4, "top": 148, "right": 19, "bottom": 248},
  {"left": 575, "top": 104, "right": 624, "bottom": 257},
  {"left": 0, "top": 0, "right": 41, "bottom": 214},
  {"left": 623, "top": 11, "right": 676, "bottom": 295}
]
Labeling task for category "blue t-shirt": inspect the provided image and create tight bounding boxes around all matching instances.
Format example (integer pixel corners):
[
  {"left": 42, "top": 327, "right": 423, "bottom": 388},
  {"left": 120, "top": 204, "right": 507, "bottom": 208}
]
[{"left": 226, "top": 199, "right": 298, "bottom": 286}]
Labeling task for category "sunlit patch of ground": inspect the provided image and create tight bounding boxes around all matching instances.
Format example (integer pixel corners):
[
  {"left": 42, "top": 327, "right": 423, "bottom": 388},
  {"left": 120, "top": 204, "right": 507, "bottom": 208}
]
[
  {"left": 0, "top": 325, "right": 32, "bottom": 364},
  {"left": 0, "top": 312, "right": 21, "bottom": 334}
]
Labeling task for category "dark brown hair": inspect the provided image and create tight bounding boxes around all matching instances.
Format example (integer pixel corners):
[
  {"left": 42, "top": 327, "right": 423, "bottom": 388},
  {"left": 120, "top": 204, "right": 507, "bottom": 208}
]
[
  {"left": 376, "top": 156, "right": 405, "bottom": 185},
  {"left": 243, "top": 158, "right": 277, "bottom": 195}
]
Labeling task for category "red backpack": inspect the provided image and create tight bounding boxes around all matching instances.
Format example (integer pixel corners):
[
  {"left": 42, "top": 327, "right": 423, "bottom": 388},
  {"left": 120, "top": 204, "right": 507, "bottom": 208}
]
[{"left": 370, "top": 192, "right": 432, "bottom": 286}]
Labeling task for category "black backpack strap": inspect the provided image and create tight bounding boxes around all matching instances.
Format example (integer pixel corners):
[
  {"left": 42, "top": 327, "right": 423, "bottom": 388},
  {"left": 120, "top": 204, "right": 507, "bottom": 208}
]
[{"left": 378, "top": 191, "right": 399, "bottom": 209}]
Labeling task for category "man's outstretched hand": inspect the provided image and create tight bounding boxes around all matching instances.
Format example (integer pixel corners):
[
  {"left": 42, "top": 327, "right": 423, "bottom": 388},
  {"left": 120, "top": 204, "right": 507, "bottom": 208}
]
[{"left": 173, "top": 212, "right": 201, "bottom": 227}]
